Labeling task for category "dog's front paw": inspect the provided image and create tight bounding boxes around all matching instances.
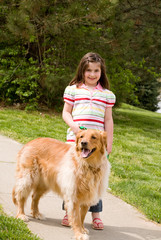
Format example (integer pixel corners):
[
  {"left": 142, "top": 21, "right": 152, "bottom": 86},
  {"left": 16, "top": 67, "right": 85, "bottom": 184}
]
[
  {"left": 75, "top": 233, "right": 89, "bottom": 240},
  {"left": 82, "top": 227, "right": 89, "bottom": 234},
  {"left": 32, "top": 212, "right": 46, "bottom": 220},
  {"left": 17, "top": 214, "right": 29, "bottom": 222}
]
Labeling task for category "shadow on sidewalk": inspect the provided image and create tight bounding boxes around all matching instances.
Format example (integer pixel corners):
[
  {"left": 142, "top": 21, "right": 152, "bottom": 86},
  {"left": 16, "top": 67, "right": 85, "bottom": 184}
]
[{"left": 29, "top": 217, "right": 161, "bottom": 240}]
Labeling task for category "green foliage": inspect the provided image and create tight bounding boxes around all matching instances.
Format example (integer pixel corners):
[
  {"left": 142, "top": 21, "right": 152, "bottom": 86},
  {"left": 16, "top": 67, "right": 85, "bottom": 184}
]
[
  {"left": 0, "top": 0, "right": 160, "bottom": 111},
  {"left": 129, "top": 59, "right": 161, "bottom": 111},
  {"left": 0, "top": 46, "right": 42, "bottom": 109},
  {"left": 109, "top": 0, "right": 161, "bottom": 110},
  {"left": 107, "top": 60, "right": 139, "bottom": 106}
]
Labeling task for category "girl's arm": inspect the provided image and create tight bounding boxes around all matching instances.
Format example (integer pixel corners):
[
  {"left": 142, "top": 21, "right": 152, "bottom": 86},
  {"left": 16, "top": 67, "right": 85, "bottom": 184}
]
[
  {"left": 104, "top": 107, "right": 114, "bottom": 154},
  {"left": 62, "top": 102, "right": 80, "bottom": 135}
]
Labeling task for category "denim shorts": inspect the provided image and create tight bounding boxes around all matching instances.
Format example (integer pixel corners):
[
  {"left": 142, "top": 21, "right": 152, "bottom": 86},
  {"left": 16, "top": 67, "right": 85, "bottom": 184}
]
[
  {"left": 88, "top": 200, "right": 102, "bottom": 212},
  {"left": 62, "top": 199, "right": 102, "bottom": 212}
]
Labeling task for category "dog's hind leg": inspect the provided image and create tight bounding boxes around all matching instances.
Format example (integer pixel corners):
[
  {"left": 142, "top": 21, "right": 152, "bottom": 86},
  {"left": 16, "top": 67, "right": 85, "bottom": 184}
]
[
  {"left": 31, "top": 184, "right": 48, "bottom": 220},
  {"left": 16, "top": 196, "right": 28, "bottom": 221},
  {"left": 14, "top": 173, "right": 33, "bottom": 221}
]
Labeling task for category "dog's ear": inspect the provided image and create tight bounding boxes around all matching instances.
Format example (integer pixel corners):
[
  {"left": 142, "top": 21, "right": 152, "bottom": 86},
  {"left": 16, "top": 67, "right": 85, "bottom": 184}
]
[
  {"left": 100, "top": 131, "right": 107, "bottom": 153},
  {"left": 75, "top": 130, "right": 83, "bottom": 150},
  {"left": 75, "top": 131, "right": 79, "bottom": 149}
]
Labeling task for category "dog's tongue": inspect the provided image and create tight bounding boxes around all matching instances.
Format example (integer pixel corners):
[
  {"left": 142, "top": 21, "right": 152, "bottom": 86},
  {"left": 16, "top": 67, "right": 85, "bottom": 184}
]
[{"left": 81, "top": 149, "right": 90, "bottom": 158}]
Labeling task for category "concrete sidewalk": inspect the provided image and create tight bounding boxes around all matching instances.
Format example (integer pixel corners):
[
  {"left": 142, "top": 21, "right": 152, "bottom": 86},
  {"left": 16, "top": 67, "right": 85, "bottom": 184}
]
[{"left": 0, "top": 135, "right": 161, "bottom": 240}]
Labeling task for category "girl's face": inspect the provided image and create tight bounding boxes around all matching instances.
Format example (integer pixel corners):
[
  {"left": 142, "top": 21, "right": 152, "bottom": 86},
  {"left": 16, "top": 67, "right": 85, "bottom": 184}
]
[{"left": 84, "top": 62, "right": 101, "bottom": 88}]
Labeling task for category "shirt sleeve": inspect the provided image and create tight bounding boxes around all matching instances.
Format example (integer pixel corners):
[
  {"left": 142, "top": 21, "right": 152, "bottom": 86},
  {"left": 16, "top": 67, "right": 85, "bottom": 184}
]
[
  {"left": 106, "top": 91, "right": 116, "bottom": 107},
  {"left": 63, "top": 85, "right": 75, "bottom": 106}
]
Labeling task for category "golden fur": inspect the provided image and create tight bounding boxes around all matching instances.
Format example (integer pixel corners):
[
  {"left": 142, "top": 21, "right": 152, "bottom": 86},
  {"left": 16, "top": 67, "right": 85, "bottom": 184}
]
[{"left": 12, "top": 129, "right": 109, "bottom": 240}]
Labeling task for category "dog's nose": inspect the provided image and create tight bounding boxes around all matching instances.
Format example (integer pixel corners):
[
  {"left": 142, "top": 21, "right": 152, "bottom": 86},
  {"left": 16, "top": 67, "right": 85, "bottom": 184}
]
[{"left": 81, "top": 141, "right": 88, "bottom": 147}]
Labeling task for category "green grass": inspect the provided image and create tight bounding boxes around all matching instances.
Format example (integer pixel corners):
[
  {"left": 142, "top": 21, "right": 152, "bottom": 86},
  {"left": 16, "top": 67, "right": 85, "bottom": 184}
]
[
  {"left": 0, "top": 104, "right": 161, "bottom": 225},
  {"left": 111, "top": 104, "right": 161, "bottom": 223},
  {"left": 0, "top": 109, "right": 67, "bottom": 143},
  {"left": 0, "top": 206, "right": 42, "bottom": 240}
]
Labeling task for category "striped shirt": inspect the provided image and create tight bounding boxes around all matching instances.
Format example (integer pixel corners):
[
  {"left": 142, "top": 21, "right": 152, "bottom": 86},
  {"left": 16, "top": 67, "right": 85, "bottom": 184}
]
[{"left": 63, "top": 82, "right": 116, "bottom": 142}]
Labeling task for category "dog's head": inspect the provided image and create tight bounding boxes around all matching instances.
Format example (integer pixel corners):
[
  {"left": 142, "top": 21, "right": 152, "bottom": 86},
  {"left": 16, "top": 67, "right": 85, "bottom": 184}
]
[{"left": 76, "top": 129, "right": 107, "bottom": 163}]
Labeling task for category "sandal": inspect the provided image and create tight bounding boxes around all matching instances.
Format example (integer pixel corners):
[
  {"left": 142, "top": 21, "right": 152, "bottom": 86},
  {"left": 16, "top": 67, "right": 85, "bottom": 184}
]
[
  {"left": 92, "top": 218, "right": 104, "bottom": 230},
  {"left": 61, "top": 214, "right": 70, "bottom": 227}
]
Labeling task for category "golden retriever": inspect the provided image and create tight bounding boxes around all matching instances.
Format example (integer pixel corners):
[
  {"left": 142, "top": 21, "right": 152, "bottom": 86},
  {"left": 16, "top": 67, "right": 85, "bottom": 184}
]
[{"left": 12, "top": 129, "right": 110, "bottom": 240}]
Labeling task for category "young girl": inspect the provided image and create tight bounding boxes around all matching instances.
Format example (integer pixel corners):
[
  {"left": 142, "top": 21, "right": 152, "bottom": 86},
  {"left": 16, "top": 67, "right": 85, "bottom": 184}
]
[{"left": 62, "top": 52, "right": 116, "bottom": 230}]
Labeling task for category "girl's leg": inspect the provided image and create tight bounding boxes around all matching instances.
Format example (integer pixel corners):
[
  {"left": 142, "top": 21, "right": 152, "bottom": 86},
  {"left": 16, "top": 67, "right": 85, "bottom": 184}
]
[
  {"left": 62, "top": 201, "right": 70, "bottom": 226},
  {"left": 89, "top": 200, "right": 104, "bottom": 230},
  {"left": 62, "top": 200, "right": 104, "bottom": 229}
]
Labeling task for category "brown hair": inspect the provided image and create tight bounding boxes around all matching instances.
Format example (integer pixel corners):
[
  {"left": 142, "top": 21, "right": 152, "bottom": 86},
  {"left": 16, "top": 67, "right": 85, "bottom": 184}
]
[{"left": 69, "top": 52, "right": 110, "bottom": 89}]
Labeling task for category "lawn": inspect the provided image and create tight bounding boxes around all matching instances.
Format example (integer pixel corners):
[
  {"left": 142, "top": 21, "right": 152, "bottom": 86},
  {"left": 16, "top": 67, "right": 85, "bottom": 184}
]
[
  {"left": 111, "top": 104, "right": 161, "bottom": 223},
  {"left": 0, "top": 206, "right": 42, "bottom": 240},
  {"left": 0, "top": 103, "right": 161, "bottom": 224}
]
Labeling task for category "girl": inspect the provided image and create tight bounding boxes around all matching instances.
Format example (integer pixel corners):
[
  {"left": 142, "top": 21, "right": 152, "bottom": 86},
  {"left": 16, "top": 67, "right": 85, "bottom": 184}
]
[{"left": 62, "top": 52, "right": 116, "bottom": 230}]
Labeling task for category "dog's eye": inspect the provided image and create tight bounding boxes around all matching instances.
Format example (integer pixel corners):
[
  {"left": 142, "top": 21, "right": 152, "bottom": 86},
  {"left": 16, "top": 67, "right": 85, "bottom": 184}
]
[
  {"left": 80, "top": 135, "right": 83, "bottom": 138},
  {"left": 91, "top": 135, "right": 96, "bottom": 139}
]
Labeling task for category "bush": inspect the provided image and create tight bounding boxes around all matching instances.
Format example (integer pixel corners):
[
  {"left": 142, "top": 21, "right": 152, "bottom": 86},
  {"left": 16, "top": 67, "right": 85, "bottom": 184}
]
[{"left": 0, "top": 46, "right": 42, "bottom": 109}]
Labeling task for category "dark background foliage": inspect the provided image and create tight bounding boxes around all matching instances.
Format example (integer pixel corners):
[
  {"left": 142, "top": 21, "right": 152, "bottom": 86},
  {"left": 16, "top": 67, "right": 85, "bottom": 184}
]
[{"left": 0, "top": 0, "right": 160, "bottom": 111}]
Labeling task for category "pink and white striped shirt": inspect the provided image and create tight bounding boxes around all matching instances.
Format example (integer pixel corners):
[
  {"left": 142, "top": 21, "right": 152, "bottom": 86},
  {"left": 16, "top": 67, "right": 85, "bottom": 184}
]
[{"left": 63, "top": 82, "right": 116, "bottom": 142}]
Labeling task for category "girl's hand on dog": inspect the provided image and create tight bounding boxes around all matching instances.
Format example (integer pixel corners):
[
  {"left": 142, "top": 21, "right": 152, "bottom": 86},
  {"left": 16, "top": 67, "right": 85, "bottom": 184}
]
[{"left": 71, "top": 123, "right": 80, "bottom": 135}]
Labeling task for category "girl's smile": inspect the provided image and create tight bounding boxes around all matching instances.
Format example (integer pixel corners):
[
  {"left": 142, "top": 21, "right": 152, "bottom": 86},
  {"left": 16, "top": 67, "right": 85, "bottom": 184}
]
[{"left": 84, "top": 62, "right": 101, "bottom": 88}]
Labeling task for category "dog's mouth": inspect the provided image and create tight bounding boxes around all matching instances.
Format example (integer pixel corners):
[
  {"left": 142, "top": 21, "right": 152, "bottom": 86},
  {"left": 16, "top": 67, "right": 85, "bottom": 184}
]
[{"left": 81, "top": 148, "right": 96, "bottom": 158}]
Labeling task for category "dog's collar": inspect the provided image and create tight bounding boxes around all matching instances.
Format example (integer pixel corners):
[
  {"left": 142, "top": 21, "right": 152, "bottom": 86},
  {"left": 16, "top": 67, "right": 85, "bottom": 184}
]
[{"left": 89, "top": 165, "right": 101, "bottom": 174}]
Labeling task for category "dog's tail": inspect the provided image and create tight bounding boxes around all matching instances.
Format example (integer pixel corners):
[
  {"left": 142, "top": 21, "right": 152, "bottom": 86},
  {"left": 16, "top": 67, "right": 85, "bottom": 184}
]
[{"left": 12, "top": 186, "right": 17, "bottom": 205}]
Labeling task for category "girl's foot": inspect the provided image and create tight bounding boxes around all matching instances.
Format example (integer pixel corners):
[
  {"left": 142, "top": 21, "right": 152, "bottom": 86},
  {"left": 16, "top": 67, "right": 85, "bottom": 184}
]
[
  {"left": 92, "top": 218, "right": 104, "bottom": 230},
  {"left": 61, "top": 214, "right": 70, "bottom": 227}
]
